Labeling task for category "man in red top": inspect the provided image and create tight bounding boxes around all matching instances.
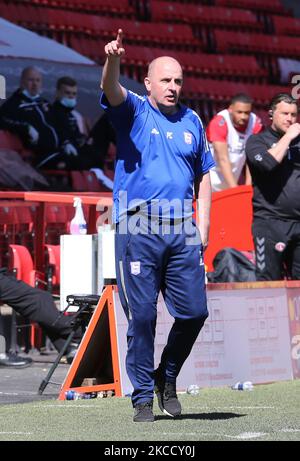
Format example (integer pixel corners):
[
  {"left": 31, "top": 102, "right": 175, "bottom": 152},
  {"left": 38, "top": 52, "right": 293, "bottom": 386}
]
[{"left": 206, "top": 93, "right": 263, "bottom": 191}]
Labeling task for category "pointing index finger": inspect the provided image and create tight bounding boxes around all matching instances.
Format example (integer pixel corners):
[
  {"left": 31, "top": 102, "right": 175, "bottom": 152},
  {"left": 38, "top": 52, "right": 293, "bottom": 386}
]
[{"left": 116, "top": 29, "right": 123, "bottom": 46}]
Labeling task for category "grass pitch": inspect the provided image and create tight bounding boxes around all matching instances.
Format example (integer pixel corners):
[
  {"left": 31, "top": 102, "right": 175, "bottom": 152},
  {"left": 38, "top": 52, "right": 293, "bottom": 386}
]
[{"left": 0, "top": 380, "right": 299, "bottom": 441}]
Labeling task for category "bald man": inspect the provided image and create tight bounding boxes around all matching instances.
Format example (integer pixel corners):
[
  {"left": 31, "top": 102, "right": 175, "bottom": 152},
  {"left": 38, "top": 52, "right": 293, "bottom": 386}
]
[
  {"left": 0, "top": 66, "right": 59, "bottom": 162},
  {"left": 100, "top": 30, "right": 215, "bottom": 422}
]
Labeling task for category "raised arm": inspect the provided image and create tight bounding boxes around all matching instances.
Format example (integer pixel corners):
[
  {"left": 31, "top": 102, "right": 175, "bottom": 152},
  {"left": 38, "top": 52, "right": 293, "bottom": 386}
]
[
  {"left": 100, "top": 29, "right": 127, "bottom": 107},
  {"left": 267, "top": 123, "right": 300, "bottom": 162}
]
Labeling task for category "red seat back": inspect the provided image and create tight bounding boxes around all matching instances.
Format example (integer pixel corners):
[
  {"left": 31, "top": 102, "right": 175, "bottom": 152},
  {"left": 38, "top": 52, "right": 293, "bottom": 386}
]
[
  {"left": 45, "top": 244, "right": 60, "bottom": 286},
  {"left": 205, "top": 185, "right": 254, "bottom": 271},
  {"left": 9, "top": 244, "right": 34, "bottom": 285}
]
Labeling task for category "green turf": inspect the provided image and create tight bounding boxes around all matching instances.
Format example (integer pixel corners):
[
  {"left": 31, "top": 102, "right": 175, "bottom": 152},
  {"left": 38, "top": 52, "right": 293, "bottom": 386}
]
[{"left": 0, "top": 380, "right": 299, "bottom": 441}]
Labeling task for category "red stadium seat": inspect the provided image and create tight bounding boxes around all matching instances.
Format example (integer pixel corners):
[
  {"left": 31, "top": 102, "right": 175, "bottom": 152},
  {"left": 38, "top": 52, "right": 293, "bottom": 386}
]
[
  {"left": 150, "top": 2, "right": 263, "bottom": 31},
  {"left": 183, "top": 77, "right": 290, "bottom": 106},
  {"left": 0, "top": 130, "right": 24, "bottom": 151},
  {"left": 70, "top": 170, "right": 111, "bottom": 192},
  {"left": 83, "top": 170, "right": 111, "bottom": 192},
  {"left": 8, "top": 244, "right": 45, "bottom": 350},
  {"left": 9, "top": 244, "right": 38, "bottom": 286},
  {"left": 0, "top": 204, "right": 18, "bottom": 267},
  {"left": 214, "top": 29, "right": 300, "bottom": 58},
  {"left": 15, "top": 205, "right": 35, "bottom": 254},
  {"left": 122, "top": 44, "right": 267, "bottom": 82},
  {"left": 18, "top": 0, "right": 135, "bottom": 17},
  {"left": 272, "top": 16, "right": 300, "bottom": 37},
  {"left": 45, "top": 204, "right": 69, "bottom": 244},
  {"left": 215, "top": 0, "right": 290, "bottom": 15},
  {"left": 44, "top": 244, "right": 60, "bottom": 294},
  {"left": 70, "top": 171, "right": 86, "bottom": 191}
]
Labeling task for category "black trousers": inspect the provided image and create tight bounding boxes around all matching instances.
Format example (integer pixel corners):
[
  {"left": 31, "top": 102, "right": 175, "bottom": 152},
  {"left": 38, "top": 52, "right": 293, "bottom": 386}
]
[
  {"left": 0, "top": 271, "right": 73, "bottom": 352},
  {"left": 252, "top": 217, "right": 300, "bottom": 281}
]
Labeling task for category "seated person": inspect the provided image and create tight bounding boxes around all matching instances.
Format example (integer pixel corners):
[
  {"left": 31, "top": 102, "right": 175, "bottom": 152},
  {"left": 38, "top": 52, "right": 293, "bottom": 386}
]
[
  {"left": 0, "top": 267, "right": 80, "bottom": 368},
  {"left": 89, "top": 112, "right": 116, "bottom": 188},
  {"left": 0, "top": 66, "right": 59, "bottom": 164},
  {"left": 47, "top": 76, "right": 99, "bottom": 171}
]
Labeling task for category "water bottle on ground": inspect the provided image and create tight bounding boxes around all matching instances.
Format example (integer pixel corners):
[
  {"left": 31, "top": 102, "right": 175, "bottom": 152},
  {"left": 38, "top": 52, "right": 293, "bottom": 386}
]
[
  {"left": 65, "top": 390, "right": 97, "bottom": 400},
  {"left": 231, "top": 381, "right": 253, "bottom": 391},
  {"left": 70, "top": 197, "right": 87, "bottom": 235},
  {"left": 187, "top": 384, "right": 200, "bottom": 395}
]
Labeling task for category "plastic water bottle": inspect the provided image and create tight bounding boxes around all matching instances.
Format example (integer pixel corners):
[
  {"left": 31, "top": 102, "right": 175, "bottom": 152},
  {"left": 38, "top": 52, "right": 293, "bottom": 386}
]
[
  {"left": 231, "top": 381, "right": 254, "bottom": 391},
  {"left": 187, "top": 384, "right": 200, "bottom": 395},
  {"left": 65, "top": 390, "right": 97, "bottom": 400},
  {"left": 70, "top": 197, "right": 87, "bottom": 235}
]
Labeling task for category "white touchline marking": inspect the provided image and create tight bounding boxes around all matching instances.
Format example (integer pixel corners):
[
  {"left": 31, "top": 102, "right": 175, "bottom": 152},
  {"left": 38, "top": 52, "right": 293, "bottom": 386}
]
[
  {"left": 0, "top": 392, "right": 19, "bottom": 395},
  {"left": 32, "top": 404, "right": 97, "bottom": 408},
  {"left": 225, "top": 432, "right": 266, "bottom": 440},
  {"left": 0, "top": 432, "right": 32, "bottom": 435},
  {"left": 0, "top": 391, "right": 38, "bottom": 395},
  {"left": 162, "top": 433, "right": 198, "bottom": 436},
  {"left": 189, "top": 406, "right": 275, "bottom": 410},
  {"left": 281, "top": 429, "right": 300, "bottom": 433},
  {"left": 225, "top": 406, "right": 275, "bottom": 409}
]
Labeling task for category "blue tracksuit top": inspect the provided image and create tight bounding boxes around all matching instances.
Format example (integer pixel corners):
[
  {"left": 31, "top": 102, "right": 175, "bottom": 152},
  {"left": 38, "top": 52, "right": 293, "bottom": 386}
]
[{"left": 101, "top": 90, "right": 215, "bottom": 222}]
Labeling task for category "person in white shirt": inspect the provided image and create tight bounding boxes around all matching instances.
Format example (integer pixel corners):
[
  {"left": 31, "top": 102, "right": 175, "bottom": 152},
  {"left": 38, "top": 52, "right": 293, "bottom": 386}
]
[{"left": 206, "top": 93, "right": 263, "bottom": 191}]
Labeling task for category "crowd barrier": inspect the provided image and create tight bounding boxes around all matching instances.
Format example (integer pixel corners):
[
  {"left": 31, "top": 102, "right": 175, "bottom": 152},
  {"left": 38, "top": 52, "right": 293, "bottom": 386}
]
[{"left": 59, "top": 281, "right": 300, "bottom": 399}]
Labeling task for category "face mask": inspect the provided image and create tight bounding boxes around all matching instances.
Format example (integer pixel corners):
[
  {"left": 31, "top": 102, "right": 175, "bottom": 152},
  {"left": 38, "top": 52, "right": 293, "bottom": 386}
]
[
  {"left": 60, "top": 97, "right": 77, "bottom": 109},
  {"left": 22, "top": 89, "right": 40, "bottom": 100}
]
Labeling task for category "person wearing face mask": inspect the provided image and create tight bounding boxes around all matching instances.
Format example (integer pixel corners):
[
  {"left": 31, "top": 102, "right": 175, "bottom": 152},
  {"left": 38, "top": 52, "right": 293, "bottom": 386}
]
[
  {"left": 49, "top": 76, "right": 101, "bottom": 171},
  {"left": 0, "top": 66, "right": 59, "bottom": 163}
]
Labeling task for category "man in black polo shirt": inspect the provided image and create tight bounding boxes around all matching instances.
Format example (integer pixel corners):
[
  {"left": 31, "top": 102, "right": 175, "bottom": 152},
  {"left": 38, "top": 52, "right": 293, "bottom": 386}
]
[{"left": 245, "top": 93, "right": 300, "bottom": 280}]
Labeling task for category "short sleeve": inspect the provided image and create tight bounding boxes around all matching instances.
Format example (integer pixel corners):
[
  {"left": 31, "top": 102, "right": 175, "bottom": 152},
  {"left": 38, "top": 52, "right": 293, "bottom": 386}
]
[
  {"left": 246, "top": 134, "right": 279, "bottom": 173},
  {"left": 253, "top": 116, "right": 263, "bottom": 134},
  {"left": 100, "top": 90, "right": 145, "bottom": 131},
  {"left": 206, "top": 115, "right": 228, "bottom": 143},
  {"left": 196, "top": 118, "right": 215, "bottom": 176}
]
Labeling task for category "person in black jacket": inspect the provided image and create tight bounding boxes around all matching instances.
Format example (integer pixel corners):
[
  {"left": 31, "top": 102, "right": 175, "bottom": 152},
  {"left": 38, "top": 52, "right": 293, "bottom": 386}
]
[
  {"left": 0, "top": 268, "right": 79, "bottom": 368},
  {"left": 49, "top": 76, "right": 99, "bottom": 170},
  {"left": 245, "top": 93, "right": 300, "bottom": 280},
  {"left": 0, "top": 66, "right": 59, "bottom": 164}
]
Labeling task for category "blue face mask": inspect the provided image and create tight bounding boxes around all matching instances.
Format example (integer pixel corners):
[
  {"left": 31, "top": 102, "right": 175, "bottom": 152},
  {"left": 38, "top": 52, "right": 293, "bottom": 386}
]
[
  {"left": 60, "top": 97, "right": 77, "bottom": 109},
  {"left": 22, "top": 89, "right": 40, "bottom": 100}
]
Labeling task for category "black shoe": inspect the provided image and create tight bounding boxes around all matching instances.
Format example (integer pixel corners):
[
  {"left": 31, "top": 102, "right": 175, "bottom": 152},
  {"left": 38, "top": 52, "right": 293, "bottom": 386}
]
[
  {"left": 154, "top": 370, "right": 181, "bottom": 417},
  {"left": 0, "top": 352, "right": 32, "bottom": 368},
  {"left": 133, "top": 401, "right": 155, "bottom": 422}
]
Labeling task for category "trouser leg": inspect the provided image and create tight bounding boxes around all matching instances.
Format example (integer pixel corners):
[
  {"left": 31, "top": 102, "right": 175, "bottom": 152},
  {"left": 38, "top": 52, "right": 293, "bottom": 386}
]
[
  {"left": 115, "top": 227, "right": 162, "bottom": 406},
  {"left": 0, "top": 273, "right": 72, "bottom": 351},
  {"left": 252, "top": 219, "right": 287, "bottom": 281},
  {"left": 160, "top": 223, "right": 208, "bottom": 381},
  {"left": 0, "top": 315, "right": 6, "bottom": 352},
  {"left": 286, "top": 222, "right": 300, "bottom": 280},
  {"left": 159, "top": 317, "right": 206, "bottom": 382}
]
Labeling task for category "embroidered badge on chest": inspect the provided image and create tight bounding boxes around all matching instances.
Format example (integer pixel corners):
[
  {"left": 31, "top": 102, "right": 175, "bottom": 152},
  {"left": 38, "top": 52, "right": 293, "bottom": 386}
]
[
  {"left": 184, "top": 132, "right": 192, "bottom": 144},
  {"left": 274, "top": 242, "right": 286, "bottom": 252}
]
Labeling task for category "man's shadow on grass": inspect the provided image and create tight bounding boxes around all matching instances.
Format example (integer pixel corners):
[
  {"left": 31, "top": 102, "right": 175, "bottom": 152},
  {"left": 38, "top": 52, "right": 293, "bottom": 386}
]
[{"left": 155, "top": 412, "right": 246, "bottom": 421}]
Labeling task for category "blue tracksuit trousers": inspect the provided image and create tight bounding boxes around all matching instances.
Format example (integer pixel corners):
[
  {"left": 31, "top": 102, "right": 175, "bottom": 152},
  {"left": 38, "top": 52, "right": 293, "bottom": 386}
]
[{"left": 115, "top": 218, "right": 208, "bottom": 406}]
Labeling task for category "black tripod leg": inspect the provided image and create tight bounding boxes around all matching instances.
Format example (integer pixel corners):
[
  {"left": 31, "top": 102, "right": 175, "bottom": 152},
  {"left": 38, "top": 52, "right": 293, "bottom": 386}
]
[{"left": 38, "top": 329, "right": 77, "bottom": 395}]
